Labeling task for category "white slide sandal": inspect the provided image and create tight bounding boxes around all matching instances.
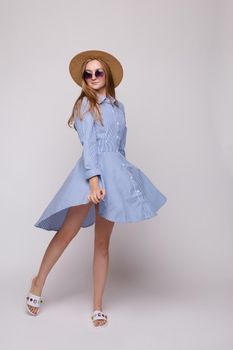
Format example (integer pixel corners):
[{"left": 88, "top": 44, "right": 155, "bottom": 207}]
[
  {"left": 91, "top": 309, "right": 108, "bottom": 328},
  {"left": 26, "top": 292, "right": 44, "bottom": 316}
]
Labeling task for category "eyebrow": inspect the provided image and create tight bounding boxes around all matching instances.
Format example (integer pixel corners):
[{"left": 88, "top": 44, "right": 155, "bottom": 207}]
[{"left": 85, "top": 68, "right": 103, "bottom": 72}]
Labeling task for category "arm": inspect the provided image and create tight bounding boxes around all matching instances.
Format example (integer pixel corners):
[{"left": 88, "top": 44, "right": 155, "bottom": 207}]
[
  {"left": 118, "top": 102, "right": 127, "bottom": 158},
  {"left": 119, "top": 126, "right": 127, "bottom": 158},
  {"left": 74, "top": 98, "right": 101, "bottom": 181}
]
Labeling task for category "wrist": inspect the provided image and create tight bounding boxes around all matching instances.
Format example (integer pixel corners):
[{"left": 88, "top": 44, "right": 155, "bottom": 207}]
[{"left": 89, "top": 176, "right": 99, "bottom": 189}]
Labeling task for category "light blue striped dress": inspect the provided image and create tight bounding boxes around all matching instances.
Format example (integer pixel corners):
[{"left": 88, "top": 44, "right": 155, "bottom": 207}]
[{"left": 34, "top": 95, "right": 167, "bottom": 231}]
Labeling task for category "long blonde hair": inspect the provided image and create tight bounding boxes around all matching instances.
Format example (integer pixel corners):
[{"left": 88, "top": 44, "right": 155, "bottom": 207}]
[{"left": 67, "top": 57, "right": 120, "bottom": 128}]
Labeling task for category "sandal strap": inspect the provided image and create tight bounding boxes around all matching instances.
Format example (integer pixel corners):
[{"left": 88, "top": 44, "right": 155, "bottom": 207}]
[
  {"left": 26, "top": 292, "right": 43, "bottom": 307},
  {"left": 91, "top": 310, "right": 107, "bottom": 321}
]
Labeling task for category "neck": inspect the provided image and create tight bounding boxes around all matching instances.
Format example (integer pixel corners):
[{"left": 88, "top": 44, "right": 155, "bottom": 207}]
[{"left": 96, "top": 87, "right": 106, "bottom": 98}]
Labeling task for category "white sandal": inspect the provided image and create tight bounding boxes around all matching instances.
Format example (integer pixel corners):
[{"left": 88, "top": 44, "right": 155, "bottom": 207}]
[
  {"left": 26, "top": 292, "right": 44, "bottom": 316},
  {"left": 91, "top": 309, "right": 108, "bottom": 327}
]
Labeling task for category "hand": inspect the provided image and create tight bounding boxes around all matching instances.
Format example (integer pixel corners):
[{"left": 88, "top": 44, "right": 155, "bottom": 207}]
[{"left": 87, "top": 187, "right": 106, "bottom": 204}]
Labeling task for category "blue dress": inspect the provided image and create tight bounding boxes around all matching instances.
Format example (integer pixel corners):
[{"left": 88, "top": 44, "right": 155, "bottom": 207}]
[{"left": 34, "top": 95, "right": 167, "bottom": 231}]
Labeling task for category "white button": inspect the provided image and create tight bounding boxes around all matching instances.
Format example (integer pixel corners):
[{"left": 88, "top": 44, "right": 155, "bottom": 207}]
[{"left": 136, "top": 190, "right": 140, "bottom": 193}]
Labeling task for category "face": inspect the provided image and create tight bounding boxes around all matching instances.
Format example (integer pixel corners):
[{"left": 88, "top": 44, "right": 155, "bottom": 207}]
[{"left": 83, "top": 59, "right": 106, "bottom": 95}]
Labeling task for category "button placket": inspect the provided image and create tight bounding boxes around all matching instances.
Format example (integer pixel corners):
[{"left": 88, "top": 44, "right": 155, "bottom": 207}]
[
  {"left": 114, "top": 111, "right": 121, "bottom": 144},
  {"left": 116, "top": 121, "right": 120, "bottom": 136},
  {"left": 121, "top": 164, "right": 143, "bottom": 200}
]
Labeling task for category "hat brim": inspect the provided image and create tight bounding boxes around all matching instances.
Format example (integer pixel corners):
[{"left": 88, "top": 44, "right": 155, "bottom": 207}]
[{"left": 69, "top": 49, "right": 123, "bottom": 88}]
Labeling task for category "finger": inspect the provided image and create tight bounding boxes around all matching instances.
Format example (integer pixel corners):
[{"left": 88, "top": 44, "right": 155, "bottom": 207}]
[
  {"left": 101, "top": 188, "right": 106, "bottom": 199},
  {"left": 91, "top": 194, "right": 98, "bottom": 204},
  {"left": 99, "top": 188, "right": 105, "bottom": 196},
  {"left": 94, "top": 194, "right": 100, "bottom": 203},
  {"left": 88, "top": 194, "right": 93, "bottom": 203},
  {"left": 96, "top": 192, "right": 102, "bottom": 200},
  {"left": 89, "top": 194, "right": 96, "bottom": 204}
]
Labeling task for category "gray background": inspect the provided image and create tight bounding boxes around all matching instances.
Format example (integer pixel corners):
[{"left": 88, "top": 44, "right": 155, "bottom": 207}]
[{"left": 1, "top": 0, "right": 232, "bottom": 348}]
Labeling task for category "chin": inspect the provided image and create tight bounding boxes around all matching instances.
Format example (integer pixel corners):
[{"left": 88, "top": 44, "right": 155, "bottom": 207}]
[{"left": 93, "top": 86, "right": 103, "bottom": 90}]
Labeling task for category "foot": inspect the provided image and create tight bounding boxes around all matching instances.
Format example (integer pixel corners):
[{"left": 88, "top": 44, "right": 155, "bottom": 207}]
[
  {"left": 91, "top": 309, "right": 108, "bottom": 327},
  {"left": 26, "top": 276, "right": 43, "bottom": 315}
]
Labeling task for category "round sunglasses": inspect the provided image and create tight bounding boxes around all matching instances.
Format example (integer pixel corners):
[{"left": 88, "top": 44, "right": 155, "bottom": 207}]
[{"left": 83, "top": 68, "right": 105, "bottom": 80}]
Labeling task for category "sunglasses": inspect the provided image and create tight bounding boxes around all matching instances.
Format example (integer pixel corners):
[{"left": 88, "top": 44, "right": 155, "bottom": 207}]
[{"left": 83, "top": 68, "right": 105, "bottom": 80}]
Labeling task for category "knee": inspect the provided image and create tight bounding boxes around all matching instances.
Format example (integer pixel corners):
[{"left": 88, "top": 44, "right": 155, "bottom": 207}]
[
  {"left": 94, "top": 240, "right": 109, "bottom": 257},
  {"left": 55, "top": 228, "right": 77, "bottom": 246}
]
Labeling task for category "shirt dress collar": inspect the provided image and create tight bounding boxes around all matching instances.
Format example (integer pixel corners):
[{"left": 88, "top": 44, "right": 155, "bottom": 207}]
[{"left": 97, "top": 94, "right": 116, "bottom": 106}]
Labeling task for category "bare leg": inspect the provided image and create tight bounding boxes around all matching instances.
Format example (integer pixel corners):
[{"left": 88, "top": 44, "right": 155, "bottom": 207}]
[
  {"left": 92, "top": 204, "right": 115, "bottom": 326},
  {"left": 27, "top": 202, "right": 93, "bottom": 315}
]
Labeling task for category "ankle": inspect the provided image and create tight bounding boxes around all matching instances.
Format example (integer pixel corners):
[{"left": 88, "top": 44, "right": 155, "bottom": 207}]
[
  {"left": 93, "top": 306, "right": 102, "bottom": 311},
  {"left": 33, "top": 275, "right": 45, "bottom": 289}
]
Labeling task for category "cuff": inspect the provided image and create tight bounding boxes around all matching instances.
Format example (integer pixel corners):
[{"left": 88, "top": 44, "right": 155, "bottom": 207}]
[{"left": 85, "top": 169, "right": 102, "bottom": 180}]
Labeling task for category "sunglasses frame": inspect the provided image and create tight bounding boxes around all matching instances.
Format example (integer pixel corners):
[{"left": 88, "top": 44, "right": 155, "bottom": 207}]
[{"left": 83, "top": 68, "right": 105, "bottom": 80}]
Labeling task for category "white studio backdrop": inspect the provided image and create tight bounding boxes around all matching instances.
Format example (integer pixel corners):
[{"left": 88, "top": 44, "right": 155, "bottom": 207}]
[
  {"left": 1, "top": 0, "right": 232, "bottom": 301},
  {"left": 0, "top": 0, "right": 232, "bottom": 348}
]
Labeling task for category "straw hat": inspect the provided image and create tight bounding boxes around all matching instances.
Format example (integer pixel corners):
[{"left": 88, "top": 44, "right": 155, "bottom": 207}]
[{"left": 69, "top": 49, "right": 123, "bottom": 88}]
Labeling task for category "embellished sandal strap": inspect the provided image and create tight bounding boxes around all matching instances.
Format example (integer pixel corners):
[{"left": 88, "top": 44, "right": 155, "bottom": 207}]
[
  {"left": 26, "top": 292, "right": 43, "bottom": 307},
  {"left": 91, "top": 310, "right": 108, "bottom": 321}
]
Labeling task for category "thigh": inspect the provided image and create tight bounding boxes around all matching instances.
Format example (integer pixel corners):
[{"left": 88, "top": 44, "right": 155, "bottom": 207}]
[
  {"left": 94, "top": 204, "right": 115, "bottom": 243},
  {"left": 57, "top": 202, "right": 93, "bottom": 241}
]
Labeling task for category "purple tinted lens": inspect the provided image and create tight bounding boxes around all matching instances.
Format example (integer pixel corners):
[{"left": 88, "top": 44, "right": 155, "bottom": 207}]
[
  {"left": 83, "top": 69, "right": 104, "bottom": 80},
  {"left": 95, "top": 70, "right": 104, "bottom": 78},
  {"left": 83, "top": 71, "right": 92, "bottom": 80}
]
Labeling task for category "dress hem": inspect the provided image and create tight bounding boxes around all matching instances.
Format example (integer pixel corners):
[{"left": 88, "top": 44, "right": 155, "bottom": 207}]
[{"left": 34, "top": 198, "right": 166, "bottom": 232}]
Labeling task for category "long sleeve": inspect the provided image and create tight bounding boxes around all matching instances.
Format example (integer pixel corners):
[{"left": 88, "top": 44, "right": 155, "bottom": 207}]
[
  {"left": 119, "top": 125, "right": 127, "bottom": 158},
  {"left": 119, "top": 102, "right": 127, "bottom": 158},
  {"left": 74, "top": 98, "right": 101, "bottom": 180}
]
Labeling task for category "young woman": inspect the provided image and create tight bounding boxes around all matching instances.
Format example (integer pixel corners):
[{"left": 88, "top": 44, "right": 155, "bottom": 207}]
[{"left": 25, "top": 49, "right": 167, "bottom": 327}]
